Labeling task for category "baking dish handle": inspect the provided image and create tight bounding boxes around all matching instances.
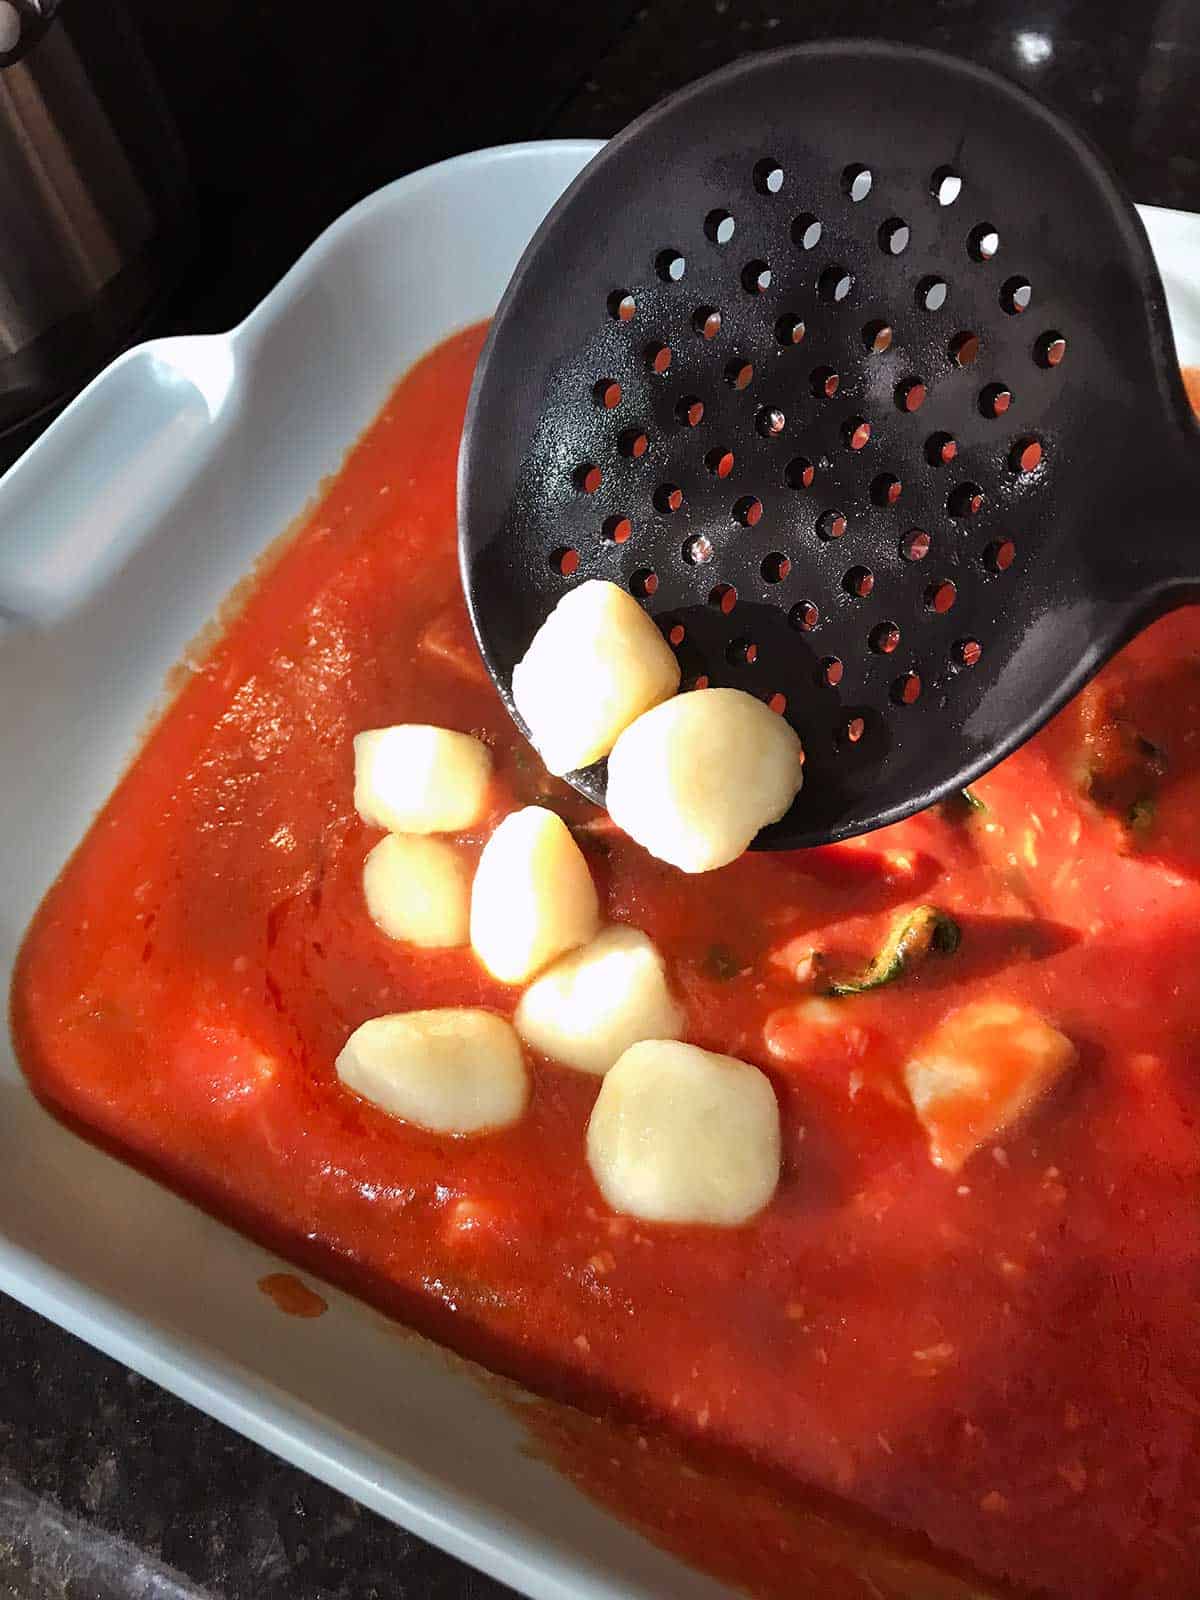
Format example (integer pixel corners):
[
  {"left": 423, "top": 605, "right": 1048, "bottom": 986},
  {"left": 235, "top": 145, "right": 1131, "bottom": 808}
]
[{"left": 0, "top": 335, "right": 238, "bottom": 634}]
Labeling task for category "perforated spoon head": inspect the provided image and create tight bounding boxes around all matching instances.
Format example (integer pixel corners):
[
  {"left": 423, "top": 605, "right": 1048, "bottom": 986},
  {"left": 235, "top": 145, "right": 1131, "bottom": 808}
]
[{"left": 459, "top": 41, "right": 1200, "bottom": 849}]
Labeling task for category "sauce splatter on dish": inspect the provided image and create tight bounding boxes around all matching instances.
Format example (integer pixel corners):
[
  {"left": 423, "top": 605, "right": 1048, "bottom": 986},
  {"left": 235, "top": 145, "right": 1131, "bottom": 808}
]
[{"left": 257, "top": 1273, "right": 329, "bottom": 1319}]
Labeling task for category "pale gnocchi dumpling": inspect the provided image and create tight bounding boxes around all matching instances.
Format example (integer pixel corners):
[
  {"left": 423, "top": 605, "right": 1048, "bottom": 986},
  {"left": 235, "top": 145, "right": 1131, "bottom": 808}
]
[
  {"left": 470, "top": 806, "right": 600, "bottom": 984},
  {"left": 587, "top": 1039, "right": 781, "bottom": 1225},
  {"left": 353, "top": 724, "right": 491, "bottom": 835},
  {"left": 511, "top": 579, "right": 681, "bottom": 776},
  {"left": 335, "top": 1008, "right": 528, "bottom": 1134},
  {"left": 903, "top": 999, "right": 1077, "bottom": 1173},
  {"left": 362, "top": 834, "right": 470, "bottom": 948},
  {"left": 606, "top": 687, "right": 804, "bottom": 873},
  {"left": 514, "top": 925, "right": 684, "bottom": 1076}
]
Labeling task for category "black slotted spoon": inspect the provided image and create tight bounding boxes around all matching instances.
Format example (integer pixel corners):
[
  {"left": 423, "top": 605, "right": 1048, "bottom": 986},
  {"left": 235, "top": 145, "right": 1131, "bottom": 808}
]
[{"left": 458, "top": 41, "right": 1200, "bottom": 850}]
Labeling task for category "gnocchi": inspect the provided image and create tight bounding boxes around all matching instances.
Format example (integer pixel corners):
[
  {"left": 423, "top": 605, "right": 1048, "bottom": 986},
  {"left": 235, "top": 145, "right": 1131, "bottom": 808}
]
[
  {"left": 353, "top": 724, "right": 491, "bottom": 835},
  {"left": 587, "top": 1039, "right": 781, "bottom": 1225},
  {"left": 362, "top": 834, "right": 471, "bottom": 948},
  {"left": 470, "top": 806, "right": 600, "bottom": 984},
  {"left": 903, "top": 999, "right": 1077, "bottom": 1172},
  {"left": 336, "top": 1008, "right": 528, "bottom": 1134},
  {"left": 514, "top": 925, "right": 684, "bottom": 1076},
  {"left": 511, "top": 579, "right": 681, "bottom": 776},
  {"left": 606, "top": 687, "right": 804, "bottom": 872}
]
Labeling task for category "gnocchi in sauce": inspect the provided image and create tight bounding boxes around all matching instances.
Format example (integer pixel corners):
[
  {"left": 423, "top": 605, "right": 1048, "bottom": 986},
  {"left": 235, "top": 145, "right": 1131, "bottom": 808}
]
[{"left": 13, "top": 331, "right": 1200, "bottom": 1600}]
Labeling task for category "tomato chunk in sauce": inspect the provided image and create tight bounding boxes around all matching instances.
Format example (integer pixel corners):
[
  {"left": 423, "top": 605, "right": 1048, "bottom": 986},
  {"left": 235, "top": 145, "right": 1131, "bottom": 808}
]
[{"left": 12, "top": 331, "right": 1200, "bottom": 1600}]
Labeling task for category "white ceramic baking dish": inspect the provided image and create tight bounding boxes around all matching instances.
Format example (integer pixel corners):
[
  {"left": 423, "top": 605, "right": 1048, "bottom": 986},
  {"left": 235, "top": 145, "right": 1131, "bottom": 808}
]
[{"left": 2, "top": 140, "right": 1199, "bottom": 1600}]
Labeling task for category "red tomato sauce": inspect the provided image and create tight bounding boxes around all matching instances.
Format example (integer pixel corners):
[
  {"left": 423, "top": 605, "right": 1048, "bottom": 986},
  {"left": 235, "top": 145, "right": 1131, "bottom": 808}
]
[{"left": 11, "top": 329, "right": 1200, "bottom": 1600}]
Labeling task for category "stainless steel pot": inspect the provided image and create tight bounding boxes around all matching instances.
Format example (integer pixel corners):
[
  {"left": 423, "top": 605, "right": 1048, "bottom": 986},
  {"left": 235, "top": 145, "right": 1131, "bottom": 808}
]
[{"left": 0, "top": 0, "right": 190, "bottom": 457}]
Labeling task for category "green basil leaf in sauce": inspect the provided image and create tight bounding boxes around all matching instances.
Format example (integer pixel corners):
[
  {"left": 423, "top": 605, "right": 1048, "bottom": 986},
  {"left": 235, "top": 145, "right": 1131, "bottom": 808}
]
[
  {"left": 828, "top": 905, "right": 961, "bottom": 997},
  {"left": 944, "top": 787, "right": 987, "bottom": 819},
  {"left": 703, "top": 943, "right": 742, "bottom": 981}
]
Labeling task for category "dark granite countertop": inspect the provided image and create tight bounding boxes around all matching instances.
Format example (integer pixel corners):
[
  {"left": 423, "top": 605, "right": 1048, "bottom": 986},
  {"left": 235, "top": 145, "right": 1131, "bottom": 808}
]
[{"left": 3, "top": 1, "right": 1198, "bottom": 1595}]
